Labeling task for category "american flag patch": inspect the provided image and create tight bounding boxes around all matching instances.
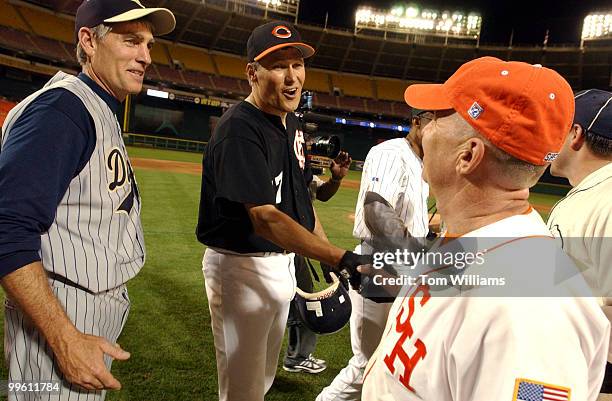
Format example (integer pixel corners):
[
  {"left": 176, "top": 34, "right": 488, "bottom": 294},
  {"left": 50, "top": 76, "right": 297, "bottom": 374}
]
[{"left": 513, "top": 378, "right": 570, "bottom": 401}]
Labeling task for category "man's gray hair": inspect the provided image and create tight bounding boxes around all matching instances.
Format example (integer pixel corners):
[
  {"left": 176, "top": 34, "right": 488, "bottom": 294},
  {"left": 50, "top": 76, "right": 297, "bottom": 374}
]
[
  {"left": 76, "top": 24, "right": 112, "bottom": 65},
  {"left": 75, "top": 19, "right": 155, "bottom": 65},
  {"left": 457, "top": 115, "right": 545, "bottom": 186}
]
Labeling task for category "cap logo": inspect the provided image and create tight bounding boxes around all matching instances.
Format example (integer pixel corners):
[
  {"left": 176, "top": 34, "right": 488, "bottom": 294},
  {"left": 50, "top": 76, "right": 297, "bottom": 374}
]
[
  {"left": 544, "top": 152, "right": 559, "bottom": 162},
  {"left": 272, "top": 25, "right": 292, "bottom": 39},
  {"left": 468, "top": 102, "right": 484, "bottom": 119}
]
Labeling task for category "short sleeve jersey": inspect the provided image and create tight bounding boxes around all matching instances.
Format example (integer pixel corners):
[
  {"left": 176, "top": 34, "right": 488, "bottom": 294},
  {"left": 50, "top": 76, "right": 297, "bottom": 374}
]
[{"left": 196, "top": 101, "right": 315, "bottom": 253}]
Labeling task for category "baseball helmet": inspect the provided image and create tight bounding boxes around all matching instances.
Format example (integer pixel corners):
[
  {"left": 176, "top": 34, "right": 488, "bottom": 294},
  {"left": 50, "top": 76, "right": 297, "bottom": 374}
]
[{"left": 293, "top": 273, "right": 352, "bottom": 335}]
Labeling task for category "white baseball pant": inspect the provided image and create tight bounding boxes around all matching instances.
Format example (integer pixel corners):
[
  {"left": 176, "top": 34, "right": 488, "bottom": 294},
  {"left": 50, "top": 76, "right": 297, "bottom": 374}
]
[{"left": 202, "top": 248, "right": 296, "bottom": 401}]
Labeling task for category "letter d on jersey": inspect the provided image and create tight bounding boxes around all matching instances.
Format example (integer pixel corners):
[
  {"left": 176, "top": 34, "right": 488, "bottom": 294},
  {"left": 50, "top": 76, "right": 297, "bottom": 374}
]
[{"left": 107, "top": 148, "right": 127, "bottom": 191}]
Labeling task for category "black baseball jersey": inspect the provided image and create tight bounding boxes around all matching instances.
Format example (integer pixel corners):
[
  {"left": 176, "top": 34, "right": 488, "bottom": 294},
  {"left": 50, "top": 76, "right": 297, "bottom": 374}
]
[{"left": 196, "top": 101, "right": 315, "bottom": 253}]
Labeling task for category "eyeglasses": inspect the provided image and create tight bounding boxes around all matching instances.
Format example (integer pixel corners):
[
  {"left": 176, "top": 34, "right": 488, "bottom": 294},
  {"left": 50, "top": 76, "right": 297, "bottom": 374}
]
[{"left": 413, "top": 111, "right": 434, "bottom": 127}]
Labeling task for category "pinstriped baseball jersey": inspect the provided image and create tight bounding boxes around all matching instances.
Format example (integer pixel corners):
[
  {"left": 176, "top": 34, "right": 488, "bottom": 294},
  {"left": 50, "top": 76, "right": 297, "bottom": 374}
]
[
  {"left": 1, "top": 71, "right": 145, "bottom": 293},
  {"left": 353, "top": 138, "right": 429, "bottom": 241}
]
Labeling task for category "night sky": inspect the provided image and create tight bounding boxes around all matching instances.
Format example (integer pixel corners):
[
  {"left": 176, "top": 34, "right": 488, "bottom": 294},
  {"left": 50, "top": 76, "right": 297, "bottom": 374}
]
[{"left": 298, "top": 0, "right": 612, "bottom": 45}]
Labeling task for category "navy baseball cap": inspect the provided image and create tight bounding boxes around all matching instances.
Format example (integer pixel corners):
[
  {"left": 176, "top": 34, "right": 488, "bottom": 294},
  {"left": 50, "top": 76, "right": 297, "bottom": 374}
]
[
  {"left": 574, "top": 89, "right": 612, "bottom": 139},
  {"left": 75, "top": 0, "right": 176, "bottom": 40},
  {"left": 247, "top": 21, "right": 315, "bottom": 62}
]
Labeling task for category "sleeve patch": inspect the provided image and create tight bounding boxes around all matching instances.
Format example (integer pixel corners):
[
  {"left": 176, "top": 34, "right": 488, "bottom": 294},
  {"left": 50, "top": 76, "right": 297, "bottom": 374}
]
[{"left": 513, "top": 378, "right": 570, "bottom": 401}]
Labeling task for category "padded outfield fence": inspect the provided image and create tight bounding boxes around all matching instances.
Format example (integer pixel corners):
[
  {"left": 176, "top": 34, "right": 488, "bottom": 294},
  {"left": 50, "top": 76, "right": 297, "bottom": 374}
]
[
  {"left": 123, "top": 133, "right": 571, "bottom": 196},
  {"left": 123, "top": 133, "right": 207, "bottom": 153}
]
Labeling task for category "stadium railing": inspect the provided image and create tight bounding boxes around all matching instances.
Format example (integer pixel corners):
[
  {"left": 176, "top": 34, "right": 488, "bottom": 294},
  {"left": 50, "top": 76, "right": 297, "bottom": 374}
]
[{"left": 123, "top": 133, "right": 207, "bottom": 154}]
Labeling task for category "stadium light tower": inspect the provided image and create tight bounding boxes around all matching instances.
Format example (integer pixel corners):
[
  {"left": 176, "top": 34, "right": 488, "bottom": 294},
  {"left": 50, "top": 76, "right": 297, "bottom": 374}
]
[
  {"left": 581, "top": 11, "right": 612, "bottom": 47},
  {"left": 354, "top": 3, "right": 482, "bottom": 43}
]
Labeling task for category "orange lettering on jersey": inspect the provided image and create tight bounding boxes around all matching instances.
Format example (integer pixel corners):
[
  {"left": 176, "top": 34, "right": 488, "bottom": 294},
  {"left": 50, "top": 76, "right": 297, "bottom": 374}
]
[{"left": 383, "top": 284, "right": 430, "bottom": 392}]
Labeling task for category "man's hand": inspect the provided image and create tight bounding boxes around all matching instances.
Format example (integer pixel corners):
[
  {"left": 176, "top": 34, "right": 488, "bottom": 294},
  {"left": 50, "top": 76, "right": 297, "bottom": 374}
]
[
  {"left": 321, "top": 262, "right": 349, "bottom": 289},
  {"left": 1, "top": 262, "right": 130, "bottom": 391},
  {"left": 330, "top": 151, "right": 351, "bottom": 181},
  {"left": 52, "top": 330, "right": 130, "bottom": 390},
  {"left": 336, "top": 251, "right": 372, "bottom": 290}
]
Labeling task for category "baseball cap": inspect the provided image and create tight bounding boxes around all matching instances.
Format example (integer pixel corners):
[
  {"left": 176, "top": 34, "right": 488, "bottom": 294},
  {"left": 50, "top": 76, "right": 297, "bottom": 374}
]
[
  {"left": 574, "top": 89, "right": 612, "bottom": 139},
  {"left": 247, "top": 21, "right": 315, "bottom": 62},
  {"left": 404, "top": 57, "right": 575, "bottom": 165},
  {"left": 75, "top": 0, "right": 176, "bottom": 40}
]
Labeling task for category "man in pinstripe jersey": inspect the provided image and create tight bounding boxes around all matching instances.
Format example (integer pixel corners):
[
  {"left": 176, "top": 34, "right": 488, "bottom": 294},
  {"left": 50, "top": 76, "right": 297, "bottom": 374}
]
[
  {"left": 317, "top": 111, "right": 431, "bottom": 401},
  {"left": 0, "top": 0, "right": 174, "bottom": 399}
]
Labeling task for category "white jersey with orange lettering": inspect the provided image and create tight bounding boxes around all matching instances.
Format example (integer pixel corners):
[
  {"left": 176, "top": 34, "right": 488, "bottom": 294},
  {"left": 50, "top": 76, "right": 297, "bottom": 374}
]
[
  {"left": 317, "top": 138, "right": 429, "bottom": 401},
  {"left": 362, "top": 210, "right": 609, "bottom": 401}
]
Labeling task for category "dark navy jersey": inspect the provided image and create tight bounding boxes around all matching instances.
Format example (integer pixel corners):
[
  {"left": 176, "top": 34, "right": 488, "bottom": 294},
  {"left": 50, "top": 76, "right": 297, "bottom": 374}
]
[{"left": 196, "top": 101, "right": 315, "bottom": 253}]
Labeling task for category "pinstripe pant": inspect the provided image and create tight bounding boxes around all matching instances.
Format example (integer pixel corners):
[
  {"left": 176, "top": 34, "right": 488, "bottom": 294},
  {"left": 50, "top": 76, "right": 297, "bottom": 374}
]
[{"left": 4, "top": 282, "right": 130, "bottom": 401}]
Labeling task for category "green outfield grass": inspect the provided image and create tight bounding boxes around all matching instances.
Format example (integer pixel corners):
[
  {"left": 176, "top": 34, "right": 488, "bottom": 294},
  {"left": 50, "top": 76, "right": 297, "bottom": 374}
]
[
  {"left": 107, "top": 167, "right": 360, "bottom": 401},
  {"left": 0, "top": 146, "right": 564, "bottom": 401}
]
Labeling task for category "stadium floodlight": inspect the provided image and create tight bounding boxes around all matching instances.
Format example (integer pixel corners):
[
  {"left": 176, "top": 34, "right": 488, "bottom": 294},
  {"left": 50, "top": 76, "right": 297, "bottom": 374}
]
[
  {"left": 406, "top": 6, "right": 419, "bottom": 18},
  {"left": 258, "top": 0, "right": 282, "bottom": 6},
  {"left": 581, "top": 12, "right": 612, "bottom": 41},
  {"left": 354, "top": 3, "right": 481, "bottom": 39}
]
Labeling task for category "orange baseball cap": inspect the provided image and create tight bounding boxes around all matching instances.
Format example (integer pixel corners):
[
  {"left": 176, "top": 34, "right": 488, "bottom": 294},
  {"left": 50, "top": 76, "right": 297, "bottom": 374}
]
[{"left": 404, "top": 57, "right": 575, "bottom": 165}]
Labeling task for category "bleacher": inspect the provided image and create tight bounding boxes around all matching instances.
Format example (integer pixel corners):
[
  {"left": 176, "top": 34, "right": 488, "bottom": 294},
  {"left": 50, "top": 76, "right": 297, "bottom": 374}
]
[
  {"left": 0, "top": 0, "right": 417, "bottom": 119},
  {"left": 0, "top": 0, "right": 609, "bottom": 121}
]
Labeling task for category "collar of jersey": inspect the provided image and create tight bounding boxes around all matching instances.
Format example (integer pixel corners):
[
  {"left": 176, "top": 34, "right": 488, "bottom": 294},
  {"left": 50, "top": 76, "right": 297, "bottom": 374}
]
[
  {"left": 77, "top": 72, "right": 121, "bottom": 114},
  {"left": 442, "top": 207, "right": 551, "bottom": 240},
  {"left": 567, "top": 162, "right": 612, "bottom": 196}
]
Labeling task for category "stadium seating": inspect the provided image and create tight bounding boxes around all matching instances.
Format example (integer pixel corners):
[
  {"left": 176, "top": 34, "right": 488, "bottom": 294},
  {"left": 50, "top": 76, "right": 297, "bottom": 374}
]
[
  {"left": 0, "top": 26, "right": 37, "bottom": 55},
  {"left": 20, "top": 6, "right": 73, "bottom": 43},
  {"left": 376, "top": 78, "right": 406, "bottom": 102},
  {"left": 303, "top": 69, "right": 330, "bottom": 93},
  {"left": 213, "top": 54, "right": 246, "bottom": 80},
  {"left": 0, "top": 0, "right": 439, "bottom": 119},
  {"left": 392, "top": 102, "right": 411, "bottom": 118},
  {"left": 181, "top": 70, "right": 215, "bottom": 91},
  {"left": 332, "top": 74, "right": 373, "bottom": 98},
  {"left": 338, "top": 96, "right": 367, "bottom": 113},
  {"left": 150, "top": 44, "right": 170, "bottom": 66},
  {"left": 313, "top": 93, "right": 339, "bottom": 110},
  {"left": 155, "top": 64, "right": 186, "bottom": 86},
  {"left": 168, "top": 45, "right": 216, "bottom": 74},
  {"left": 145, "top": 64, "right": 161, "bottom": 82},
  {"left": 211, "top": 76, "right": 247, "bottom": 95},
  {"left": 29, "top": 35, "right": 73, "bottom": 62},
  {"left": 0, "top": 0, "right": 28, "bottom": 31},
  {"left": 365, "top": 99, "right": 394, "bottom": 116}
]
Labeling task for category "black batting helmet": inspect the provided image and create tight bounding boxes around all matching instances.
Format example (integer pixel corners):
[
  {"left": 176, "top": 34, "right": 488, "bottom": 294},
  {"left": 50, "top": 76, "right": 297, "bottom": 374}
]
[{"left": 293, "top": 273, "right": 352, "bottom": 335}]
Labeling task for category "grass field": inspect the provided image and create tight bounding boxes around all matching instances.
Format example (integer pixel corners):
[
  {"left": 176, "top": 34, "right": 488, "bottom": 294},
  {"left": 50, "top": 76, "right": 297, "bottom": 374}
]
[{"left": 0, "top": 146, "right": 563, "bottom": 401}]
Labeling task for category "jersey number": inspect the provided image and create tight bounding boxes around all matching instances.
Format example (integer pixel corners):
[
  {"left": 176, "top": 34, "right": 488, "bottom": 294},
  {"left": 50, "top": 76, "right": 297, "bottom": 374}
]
[{"left": 273, "top": 171, "right": 283, "bottom": 204}]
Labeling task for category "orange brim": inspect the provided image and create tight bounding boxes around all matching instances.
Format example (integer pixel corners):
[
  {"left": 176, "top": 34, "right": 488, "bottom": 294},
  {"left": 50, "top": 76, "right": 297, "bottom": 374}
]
[
  {"left": 254, "top": 42, "right": 315, "bottom": 62},
  {"left": 404, "top": 84, "right": 453, "bottom": 110}
]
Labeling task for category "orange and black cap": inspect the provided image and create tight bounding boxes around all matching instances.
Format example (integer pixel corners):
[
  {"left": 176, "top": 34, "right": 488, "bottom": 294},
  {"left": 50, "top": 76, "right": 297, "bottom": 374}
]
[{"left": 247, "top": 21, "right": 315, "bottom": 62}]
